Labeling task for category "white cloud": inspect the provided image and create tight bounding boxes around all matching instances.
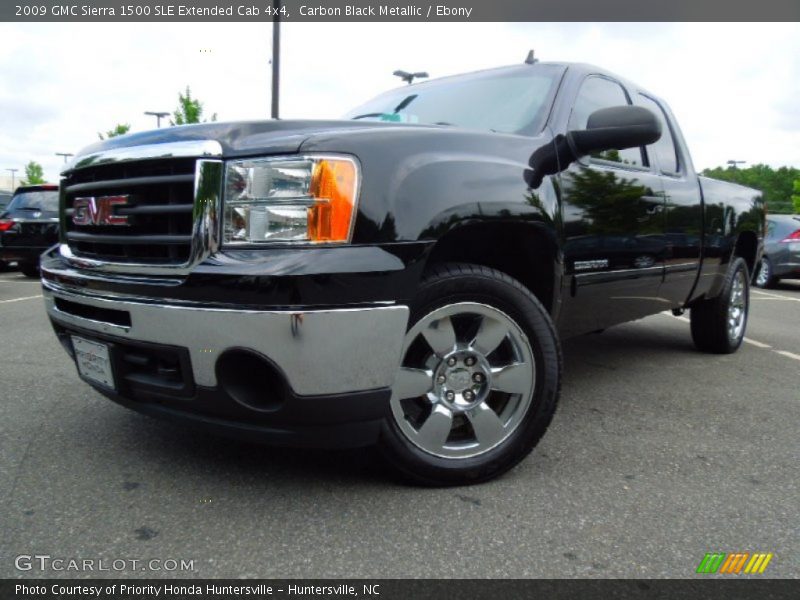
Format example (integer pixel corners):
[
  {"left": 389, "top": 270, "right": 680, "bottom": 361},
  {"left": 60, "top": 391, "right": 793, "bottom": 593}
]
[{"left": 0, "top": 22, "right": 798, "bottom": 185}]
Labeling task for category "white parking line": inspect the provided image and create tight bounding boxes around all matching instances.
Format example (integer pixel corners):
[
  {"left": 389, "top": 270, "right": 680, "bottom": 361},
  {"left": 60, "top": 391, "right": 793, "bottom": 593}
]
[
  {"left": 0, "top": 295, "right": 42, "bottom": 304},
  {"left": 0, "top": 280, "right": 40, "bottom": 283},
  {"left": 774, "top": 350, "right": 800, "bottom": 362},
  {"left": 751, "top": 289, "right": 800, "bottom": 303},
  {"left": 744, "top": 338, "right": 772, "bottom": 349},
  {"left": 658, "top": 311, "right": 800, "bottom": 362}
]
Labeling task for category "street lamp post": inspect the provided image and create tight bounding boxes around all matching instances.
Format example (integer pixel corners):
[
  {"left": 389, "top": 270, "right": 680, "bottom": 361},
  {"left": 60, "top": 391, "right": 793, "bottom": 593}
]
[
  {"left": 56, "top": 152, "right": 73, "bottom": 164},
  {"left": 271, "top": 0, "right": 281, "bottom": 119},
  {"left": 144, "top": 111, "right": 170, "bottom": 128},
  {"left": 6, "top": 168, "right": 18, "bottom": 190}
]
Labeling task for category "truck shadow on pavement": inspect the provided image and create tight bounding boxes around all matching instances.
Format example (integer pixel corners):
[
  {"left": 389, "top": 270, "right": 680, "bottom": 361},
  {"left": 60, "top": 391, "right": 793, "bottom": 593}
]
[{"left": 89, "top": 316, "right": 710, "bottom": 486}]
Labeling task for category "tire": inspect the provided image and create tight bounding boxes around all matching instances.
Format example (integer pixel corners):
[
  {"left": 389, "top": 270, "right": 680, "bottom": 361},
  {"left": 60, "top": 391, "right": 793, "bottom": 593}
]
[
  {"left": 379, "top": 263, "right": 561, "bottom": 486},
  {"left": 754, "top": 256, "right": 776, "bottom": 289},
  {"left": 19, "top": 262, "right": 39, "bottom": 278},
  {"left": 690, "top": 257, "right": 749, "bottom": 354}
]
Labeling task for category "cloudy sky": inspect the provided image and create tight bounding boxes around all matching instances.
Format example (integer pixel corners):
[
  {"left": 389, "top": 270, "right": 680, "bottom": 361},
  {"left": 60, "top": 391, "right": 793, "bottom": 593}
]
[{"left": 0, "top": 22, "right": 798, "bottom": 185}]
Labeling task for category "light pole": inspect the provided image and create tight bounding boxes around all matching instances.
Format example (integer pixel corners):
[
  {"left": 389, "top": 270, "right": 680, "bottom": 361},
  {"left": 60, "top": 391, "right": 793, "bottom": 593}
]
[
  {"left": 6, "top": 168, "right": 18, "bottom": 190},
  {"left": 144, "top": 111, "right": 170, "bottom": 128},
  {"left": 727, "top": 160, "right": 746, "bottom": 169},
  {"left": 393, "top": 70, "right": 428, "bottom": 85},
  {"left": 56, "top": 152, "right": 73, "bottom": 164},
  {"left": 271, "top": 0, "right": 281, "bottom": 119}
]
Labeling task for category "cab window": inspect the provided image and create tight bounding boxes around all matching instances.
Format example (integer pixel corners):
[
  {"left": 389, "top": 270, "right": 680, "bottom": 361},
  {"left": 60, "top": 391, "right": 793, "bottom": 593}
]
[
  {"left": 568, "top": 76, "right": 645, "bottom": 168},
  {"left": 638, "top": 94, "right": 680, "bottom": 174}
]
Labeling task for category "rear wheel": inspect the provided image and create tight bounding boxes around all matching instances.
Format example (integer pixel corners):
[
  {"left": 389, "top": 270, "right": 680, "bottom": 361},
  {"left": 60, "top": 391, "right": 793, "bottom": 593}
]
[
  {"left": 19, "top": 262, "right": 39, "bottom": 278},
  {"left": 754, "top": 256, "right": 776, "bottom": 288},
  {"left": 380, "top": 263, "right": 561, "bottom": 486},
  {"left": 690, "top": 257, "right": 749, "bottom": 354}
]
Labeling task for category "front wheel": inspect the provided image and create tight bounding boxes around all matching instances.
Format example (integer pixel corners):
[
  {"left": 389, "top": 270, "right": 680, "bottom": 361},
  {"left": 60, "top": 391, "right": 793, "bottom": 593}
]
[
  {"left": 690, "top": 257, "right": 750, "bottom": 354},
  {"left": 380, "top": 264, "right": 561, "bottom": 486}
]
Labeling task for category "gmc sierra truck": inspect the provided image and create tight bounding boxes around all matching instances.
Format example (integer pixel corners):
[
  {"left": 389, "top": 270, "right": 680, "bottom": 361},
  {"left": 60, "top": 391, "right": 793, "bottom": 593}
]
[{"left": 41, "top": 61, "right": 764, "bottom": 485}]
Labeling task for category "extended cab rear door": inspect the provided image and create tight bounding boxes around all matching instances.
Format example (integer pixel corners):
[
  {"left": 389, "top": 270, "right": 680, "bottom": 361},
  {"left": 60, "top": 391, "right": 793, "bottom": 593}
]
[
  {"left": 632, "top": 94, "right": 703, "bottom": 306},
  {"left": 558, "top": 74, "right": 669, "bottom": 334}
]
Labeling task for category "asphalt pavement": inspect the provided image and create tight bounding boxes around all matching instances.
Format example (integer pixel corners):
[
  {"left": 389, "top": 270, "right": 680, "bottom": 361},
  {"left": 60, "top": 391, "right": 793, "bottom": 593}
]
[{"left": 1, "top": 270, "right": 798, "bottom": 579}]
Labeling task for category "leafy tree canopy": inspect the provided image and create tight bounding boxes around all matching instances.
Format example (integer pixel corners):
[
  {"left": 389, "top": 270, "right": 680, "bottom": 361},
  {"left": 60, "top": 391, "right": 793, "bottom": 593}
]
[
  {"left": 22, "top": 161, "right": 45, "bottom": 186},
  {"left": 98, "top": 123, "right": 131, "bottom": 140},
  {"left": 170, "top": 87, "right": 217, "bottom": 125},
  {"left": 701, "top": 164, "right": 798, "bottom": 214}
]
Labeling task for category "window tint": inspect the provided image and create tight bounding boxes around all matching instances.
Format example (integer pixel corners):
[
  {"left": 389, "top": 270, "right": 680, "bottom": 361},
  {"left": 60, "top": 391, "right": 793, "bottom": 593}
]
[
  {"left": 639, "top": 95, "right": 679, "bottom": 174},
  {"left": 568, "top": 76, "right": 644, "bottom": 167},
  {"left": 8, "top": 190, "right": 59, "bottom": 212}
]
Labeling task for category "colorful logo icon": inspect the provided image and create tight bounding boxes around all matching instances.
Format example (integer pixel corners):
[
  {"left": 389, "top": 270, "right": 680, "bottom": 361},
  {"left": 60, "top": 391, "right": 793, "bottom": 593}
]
[{"left": 696, "top": 552, "right": 773, "bottom": 574}]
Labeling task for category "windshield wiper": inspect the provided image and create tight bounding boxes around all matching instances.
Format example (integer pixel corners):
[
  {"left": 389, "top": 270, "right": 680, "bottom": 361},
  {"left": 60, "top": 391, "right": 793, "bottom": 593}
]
[{"left": 351, "top": 113, "right": 386, "bottom": 120}]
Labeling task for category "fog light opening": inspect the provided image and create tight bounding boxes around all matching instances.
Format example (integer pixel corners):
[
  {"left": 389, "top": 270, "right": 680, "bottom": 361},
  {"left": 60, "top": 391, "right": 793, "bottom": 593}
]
[{"left": 215, "top": 349, "right": 287, "bottom": 412}]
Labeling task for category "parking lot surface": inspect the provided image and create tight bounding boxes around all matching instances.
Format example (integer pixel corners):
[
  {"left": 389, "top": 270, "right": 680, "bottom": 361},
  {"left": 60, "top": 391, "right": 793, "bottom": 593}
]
[{"left": 1, "top": 271, "right": 798, "bottom": 578}]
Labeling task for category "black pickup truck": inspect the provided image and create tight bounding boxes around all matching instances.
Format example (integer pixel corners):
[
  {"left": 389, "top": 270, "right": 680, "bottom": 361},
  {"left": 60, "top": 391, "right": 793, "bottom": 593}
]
[{"left": 41, "top": 61, "right": 764, "bottom": 485}]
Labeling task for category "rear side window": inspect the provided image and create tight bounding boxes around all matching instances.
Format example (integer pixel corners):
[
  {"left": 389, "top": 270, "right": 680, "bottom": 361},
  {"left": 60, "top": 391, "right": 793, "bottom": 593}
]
[
  {"left": 7, "top": 190, "right": 59, "bottom": 212},
  {"left": 638, "top": 95, "right": 679, "bottom": 174},
  {"left": 769, "top": 217, "right": 800, "bottom": 240},
  {"left": 568, "top": 76, "right": 645, "bottom": 168}
]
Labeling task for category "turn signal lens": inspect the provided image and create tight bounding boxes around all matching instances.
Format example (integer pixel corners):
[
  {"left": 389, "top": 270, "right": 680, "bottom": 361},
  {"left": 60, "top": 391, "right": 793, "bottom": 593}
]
[{"left": 308, "top": 159, "right": 358, "bottom": 242}]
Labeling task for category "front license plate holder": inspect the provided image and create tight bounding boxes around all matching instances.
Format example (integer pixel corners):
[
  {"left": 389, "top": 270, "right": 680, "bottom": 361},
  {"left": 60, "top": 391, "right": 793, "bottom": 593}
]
[{"left": 71, "top": 336, "right": 116, "bottom": 391}]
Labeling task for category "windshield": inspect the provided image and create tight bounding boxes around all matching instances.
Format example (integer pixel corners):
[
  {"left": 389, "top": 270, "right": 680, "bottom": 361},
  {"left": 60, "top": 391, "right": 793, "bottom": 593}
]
[
  {"left": 7, "top": 190, "right": 59, "bottom": 212},
  {"left": 343, "top": 66, "right": 562, "bottom": 135}
]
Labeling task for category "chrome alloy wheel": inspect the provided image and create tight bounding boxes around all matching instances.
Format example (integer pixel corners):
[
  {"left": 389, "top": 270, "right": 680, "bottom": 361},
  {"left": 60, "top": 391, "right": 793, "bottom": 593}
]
[
  {"left": 727, "top": 268, "right": 747, "bottom": 343},
  {"left": 389, "top": 302, "right": 535, "bottom": 459},
  {"left": 755, "top": 257, "right": 770, "bottom": 287}
]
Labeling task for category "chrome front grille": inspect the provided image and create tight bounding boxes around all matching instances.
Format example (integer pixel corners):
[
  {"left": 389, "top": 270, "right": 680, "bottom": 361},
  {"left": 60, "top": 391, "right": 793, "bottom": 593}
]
[
  {"left": 58, "top": 140, "right": 223, "bottom": 276},
  {"left": 63, "top": 158, "right": 196, "bottom": 264}
]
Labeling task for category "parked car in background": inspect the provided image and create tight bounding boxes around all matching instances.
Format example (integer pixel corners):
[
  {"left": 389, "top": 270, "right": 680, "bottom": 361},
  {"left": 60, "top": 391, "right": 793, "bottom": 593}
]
[
  {"left": 755, "top": 214, "right": 800, "bottom": 288},
  {"left": 0, "top": 184, "right": 60, "bottom": 277},
  {"left": 0, "top": 192, "right": 13, "bottom": 268},
  {"left": 0, "top": 191, "right": 12, "bottom": 211}
]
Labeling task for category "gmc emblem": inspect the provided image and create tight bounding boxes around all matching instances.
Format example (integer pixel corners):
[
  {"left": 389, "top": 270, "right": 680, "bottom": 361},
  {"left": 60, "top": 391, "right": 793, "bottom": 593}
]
[{"left": 72, "top": 195, "right": 130, "bottom": 226}]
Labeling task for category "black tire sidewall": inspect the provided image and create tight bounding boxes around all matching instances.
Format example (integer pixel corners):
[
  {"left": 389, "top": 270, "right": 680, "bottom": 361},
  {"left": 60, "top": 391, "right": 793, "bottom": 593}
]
[
  {"left": 691, "top": 257, "right": 749, "bottom": 354},
  {"left": 757, "top": 257, "right": 773, "bottom": 288},
  {"left": 379, "top": 264, "right": 561, "bottom": 485}
]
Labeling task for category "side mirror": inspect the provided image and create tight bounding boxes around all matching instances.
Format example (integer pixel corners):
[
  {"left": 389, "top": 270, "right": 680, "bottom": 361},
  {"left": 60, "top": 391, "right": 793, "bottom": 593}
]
[{"left": 568, "top": 105, "right": 662, "bottom": 158}]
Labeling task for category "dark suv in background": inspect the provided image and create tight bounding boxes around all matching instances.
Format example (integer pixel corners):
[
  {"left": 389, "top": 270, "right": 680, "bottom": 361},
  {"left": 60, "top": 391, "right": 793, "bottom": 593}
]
[
  {"left": 755, "top": 214, "right": 800, "bottom": 288},
  {"left": 0, "top": 184, "right": 60, "bottom": 277},
  {"left": 0, "top": 191, "right": 12, "bottom": 211}
]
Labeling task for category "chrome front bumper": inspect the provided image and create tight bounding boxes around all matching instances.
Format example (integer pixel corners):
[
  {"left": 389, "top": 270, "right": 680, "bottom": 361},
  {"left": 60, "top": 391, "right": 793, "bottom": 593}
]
[{"left": 43, "top": 281, "right": 409, "bottom": 396}]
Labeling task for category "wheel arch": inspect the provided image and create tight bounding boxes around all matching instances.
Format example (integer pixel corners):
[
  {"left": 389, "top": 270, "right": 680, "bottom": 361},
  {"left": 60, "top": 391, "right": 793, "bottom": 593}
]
[
  {"left": 733, "top": 230, "right": 759, "bottom": 278},
  {"left": 423, "top": 221, "right": 560, "bottom": 315}
]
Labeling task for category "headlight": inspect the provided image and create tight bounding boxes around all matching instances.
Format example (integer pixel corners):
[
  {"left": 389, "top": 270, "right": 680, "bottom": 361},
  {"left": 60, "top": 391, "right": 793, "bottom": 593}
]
[{"left": 223, "top": 155, "right": 359, "bottom": 245}]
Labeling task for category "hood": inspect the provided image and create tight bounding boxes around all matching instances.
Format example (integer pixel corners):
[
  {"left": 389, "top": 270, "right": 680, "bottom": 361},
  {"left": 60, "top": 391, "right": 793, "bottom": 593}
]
[{"left": 68, "top": 119, "right": 429, "bottom": 168}]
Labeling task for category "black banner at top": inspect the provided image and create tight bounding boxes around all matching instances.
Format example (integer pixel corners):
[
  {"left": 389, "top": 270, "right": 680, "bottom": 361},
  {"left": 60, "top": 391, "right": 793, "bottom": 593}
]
[{"left": 3, "top": 0, "right": 800, "bottom": 22}]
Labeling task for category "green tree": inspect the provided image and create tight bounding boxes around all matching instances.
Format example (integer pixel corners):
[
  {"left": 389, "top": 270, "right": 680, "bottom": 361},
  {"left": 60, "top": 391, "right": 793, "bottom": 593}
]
[
  {"left": 97, "top": 123, "right": 131, "bottom": 140},
  {"left": 21, "top": 161, "right": 45, "bottom": 185},
  {"left": 170, "top": 87, "right": 217, "bottom": 125},
  {"left": 792, "top": 179, "right": 800, "bottom": 214},
  {"left": 701, "top": 164, "right": 798, "bottom": 214}
]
